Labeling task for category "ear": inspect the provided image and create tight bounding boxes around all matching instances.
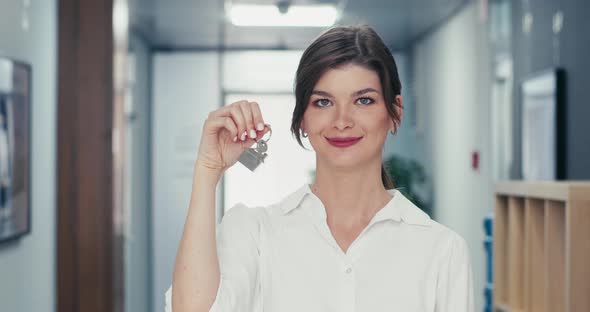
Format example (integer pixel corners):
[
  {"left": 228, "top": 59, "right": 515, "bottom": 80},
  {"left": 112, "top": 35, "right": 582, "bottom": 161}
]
[
  {"left": 391, "top": 95, "right": 403, "bottom": 131},
  {"left": 300, "top": 120, "right": 306, "bottom": 133}
]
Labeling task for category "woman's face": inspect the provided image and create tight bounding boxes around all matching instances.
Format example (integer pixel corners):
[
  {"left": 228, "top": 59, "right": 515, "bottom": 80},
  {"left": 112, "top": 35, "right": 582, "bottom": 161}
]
[{"left": 301, "top": 63, "right": 402, "bottom": 169}]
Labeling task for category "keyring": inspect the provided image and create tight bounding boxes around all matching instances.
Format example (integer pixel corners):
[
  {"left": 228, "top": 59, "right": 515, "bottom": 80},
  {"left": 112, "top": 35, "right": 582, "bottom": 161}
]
[
  {"left": 239, "top": 123, "right": 272, "bottom": 171},
  {"left": 258, "top": 123, "right": 272, "bottom": 142}
]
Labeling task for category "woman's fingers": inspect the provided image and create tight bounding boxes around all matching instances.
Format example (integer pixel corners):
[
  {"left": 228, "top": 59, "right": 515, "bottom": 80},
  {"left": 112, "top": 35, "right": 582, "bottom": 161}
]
[
  {"left": 233, "top": 104, "right": 249, "bottom": 141},
  {"left": 238, "top": 102, "right": 256, "bottom": 140},
  {"left": 222, "top": 117, "right": 239, "bottom": 142},
  {"left": 210, "top": 100, "right": 266, "bottom": 142},
  {"left": 250, "top": 102, "right": 266, "bottom": 133},
  {"left": 205, "top": 116, "right": 238, "bottom": 142},
  {"left": 209, "top": 101, "right": 246, "bottom": 140},
  {"left": 197, "top": 99, "right": 269, "bottom": 173}
]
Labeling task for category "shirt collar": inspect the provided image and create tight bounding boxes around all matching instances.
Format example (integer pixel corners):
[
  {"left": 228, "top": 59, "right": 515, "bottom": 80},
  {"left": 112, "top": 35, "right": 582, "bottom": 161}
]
[{"left": 279, "top": 183, "right": 431, "bottom": 226}]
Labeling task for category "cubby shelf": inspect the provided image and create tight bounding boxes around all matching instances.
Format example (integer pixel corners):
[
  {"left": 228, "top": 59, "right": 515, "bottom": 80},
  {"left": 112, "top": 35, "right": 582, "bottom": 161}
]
[{"left": 494, "top": 181, "right": 590, "bottom": 312}]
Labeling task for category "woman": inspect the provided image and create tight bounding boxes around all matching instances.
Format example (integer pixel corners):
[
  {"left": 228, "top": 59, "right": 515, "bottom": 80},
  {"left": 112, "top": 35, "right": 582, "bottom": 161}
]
[{"left": 167, "top": 25, "right": 474, "bottom": 312}]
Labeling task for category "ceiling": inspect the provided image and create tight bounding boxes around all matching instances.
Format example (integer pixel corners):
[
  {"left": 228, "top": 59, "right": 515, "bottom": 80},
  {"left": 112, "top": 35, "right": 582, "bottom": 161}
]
[{"left": 129, "top": 0, "right": 470, "bottom": 51}]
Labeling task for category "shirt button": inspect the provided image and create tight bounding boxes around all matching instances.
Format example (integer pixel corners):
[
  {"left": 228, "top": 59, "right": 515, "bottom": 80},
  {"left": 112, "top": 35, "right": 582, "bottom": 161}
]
[{"left": 345, "top": 267, "right": 352, "bottom": 274}]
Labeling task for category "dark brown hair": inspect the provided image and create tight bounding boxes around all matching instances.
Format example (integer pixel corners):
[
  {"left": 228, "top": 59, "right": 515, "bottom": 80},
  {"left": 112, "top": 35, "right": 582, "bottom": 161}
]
[{"left": 291, "top": 25, "right": 402, "bottom": 189}]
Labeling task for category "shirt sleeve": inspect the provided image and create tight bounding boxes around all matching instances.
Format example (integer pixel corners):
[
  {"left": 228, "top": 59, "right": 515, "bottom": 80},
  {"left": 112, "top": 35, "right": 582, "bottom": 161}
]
[
  {"left": 435, "top": 233, "right": 475, "bottom": 312},
  {"left": 164, "top": 203, "right": 263, "bottom": 312}
]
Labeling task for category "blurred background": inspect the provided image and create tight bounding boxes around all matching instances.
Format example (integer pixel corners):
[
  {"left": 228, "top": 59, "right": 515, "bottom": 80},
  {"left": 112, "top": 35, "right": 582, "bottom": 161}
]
[{"left": 0, "top": 0, "right": 588, "bottom": 311}]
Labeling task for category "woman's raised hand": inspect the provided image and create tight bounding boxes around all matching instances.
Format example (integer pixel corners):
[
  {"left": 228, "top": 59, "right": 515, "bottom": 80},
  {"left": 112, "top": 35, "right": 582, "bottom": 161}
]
[{"left": 196, "top": 100, "right": 270, "bottom": 175}]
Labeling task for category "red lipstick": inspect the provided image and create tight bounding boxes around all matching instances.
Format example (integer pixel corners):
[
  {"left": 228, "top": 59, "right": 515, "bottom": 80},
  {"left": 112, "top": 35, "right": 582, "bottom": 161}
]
[{"left": 326, "top": 137, "right": 362, "bottom": 147}]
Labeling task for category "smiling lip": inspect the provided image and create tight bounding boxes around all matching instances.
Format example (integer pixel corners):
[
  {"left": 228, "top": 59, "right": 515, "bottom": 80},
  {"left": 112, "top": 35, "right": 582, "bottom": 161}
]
[{"left": 326, "top": 137, "right": 362, "bottom": 147}]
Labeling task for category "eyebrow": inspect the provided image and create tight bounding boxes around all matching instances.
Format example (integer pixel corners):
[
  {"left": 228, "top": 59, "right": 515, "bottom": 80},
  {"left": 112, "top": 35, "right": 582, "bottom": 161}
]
[{"left": 311, "top": 88, "right": 380, "bottom": 98}]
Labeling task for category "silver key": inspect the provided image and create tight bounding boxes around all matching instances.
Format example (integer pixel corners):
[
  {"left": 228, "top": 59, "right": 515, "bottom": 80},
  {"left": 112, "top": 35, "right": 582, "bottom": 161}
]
[{"left": 237, "top": 125, "right": 272, "bottom": 172}]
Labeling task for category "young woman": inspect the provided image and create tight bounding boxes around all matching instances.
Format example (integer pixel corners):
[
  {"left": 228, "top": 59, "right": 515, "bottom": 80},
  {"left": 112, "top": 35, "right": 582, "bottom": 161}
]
[{"left": 167, "top": 25, "right": 474, "bottom": 312}]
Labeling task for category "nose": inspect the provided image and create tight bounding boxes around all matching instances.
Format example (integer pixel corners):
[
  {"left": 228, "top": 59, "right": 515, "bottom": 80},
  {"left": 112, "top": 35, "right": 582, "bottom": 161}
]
[{"left": 333, "top": 103, "right": 354, "bottom": 131}]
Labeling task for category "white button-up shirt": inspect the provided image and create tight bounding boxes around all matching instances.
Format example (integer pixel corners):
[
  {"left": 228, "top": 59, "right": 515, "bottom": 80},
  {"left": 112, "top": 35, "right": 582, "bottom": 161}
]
[{"left": 165, "top": 183, "right": 474, "bottom": 312}]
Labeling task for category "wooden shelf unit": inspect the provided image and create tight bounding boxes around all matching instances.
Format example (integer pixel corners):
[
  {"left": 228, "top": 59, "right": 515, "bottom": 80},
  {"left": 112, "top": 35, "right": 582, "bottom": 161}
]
[{"left": 494, "top": 181, "right": 590, "bottom": 312}]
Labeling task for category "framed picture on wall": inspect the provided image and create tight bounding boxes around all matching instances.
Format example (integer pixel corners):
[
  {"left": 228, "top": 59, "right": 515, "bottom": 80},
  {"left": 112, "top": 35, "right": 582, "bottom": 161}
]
[
  {"left": 520, "top": 68, "right": 566, "bottom": 181},
  {"left": 0, "top": 57, "right": 31, "bottom": 243}
]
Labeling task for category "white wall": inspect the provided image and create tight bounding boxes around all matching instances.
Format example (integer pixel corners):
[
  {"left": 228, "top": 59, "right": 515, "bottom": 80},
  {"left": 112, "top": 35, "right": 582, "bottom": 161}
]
[
  {"left": 0, "top": 1, "right": 57, "bottom": 312},
  {"left": 411, "top": 2, "right": 492, "bottom": 311},
  {"left": 222, "top": 50, "right": 302, "bottom": 93},
  {"left": 125, "top": 33, "right": 152, "bottom": 312},
  {"left": 383, "top": 52, "right": 417, "bottom": 160},
  {"left": 151, "top": 52, "right": 222, "bottom": 312}
]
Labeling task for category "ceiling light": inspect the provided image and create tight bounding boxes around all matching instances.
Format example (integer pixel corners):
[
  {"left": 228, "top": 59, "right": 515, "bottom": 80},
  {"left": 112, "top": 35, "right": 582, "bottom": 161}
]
[{"left": 229, "top": 4, "right": 339, "bottom": 27}]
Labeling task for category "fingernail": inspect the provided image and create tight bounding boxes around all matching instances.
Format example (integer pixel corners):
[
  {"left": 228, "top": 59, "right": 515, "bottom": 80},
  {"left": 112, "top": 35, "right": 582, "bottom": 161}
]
[
  {"left": 233, "top": 136, "right": 237, "bottom": 142},
  {"left": 256, "top": 123, "right": 264, "bottom": 131},
  {"left": 241, "top": 131, "right": 247, "bottom": 141},
  {"left": 249, "top": 129, "right": 256, "bottom": 139}
]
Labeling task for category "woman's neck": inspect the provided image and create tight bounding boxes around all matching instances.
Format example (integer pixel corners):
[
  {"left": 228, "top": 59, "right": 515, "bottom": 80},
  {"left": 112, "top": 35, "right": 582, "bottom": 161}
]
[{"left": 310, "top": 160, "right": 393, "bottom": 228}]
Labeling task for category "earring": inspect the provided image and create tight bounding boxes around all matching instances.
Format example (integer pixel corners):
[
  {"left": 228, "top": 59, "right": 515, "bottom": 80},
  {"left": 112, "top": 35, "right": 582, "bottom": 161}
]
[{"left": 301, "top": 128, "right": 308, "bottom": 138}]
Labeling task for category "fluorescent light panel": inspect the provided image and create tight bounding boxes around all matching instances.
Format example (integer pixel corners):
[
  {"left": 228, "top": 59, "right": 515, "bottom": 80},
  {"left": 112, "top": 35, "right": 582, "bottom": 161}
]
[{"left": 229, "top": 4, "right": 338, "bottom": 27}]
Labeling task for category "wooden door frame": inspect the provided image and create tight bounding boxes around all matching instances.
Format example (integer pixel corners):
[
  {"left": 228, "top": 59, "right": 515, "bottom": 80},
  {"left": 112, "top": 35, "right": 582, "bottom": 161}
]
[{"left": 56, "top": 1, "right": 123, "bottom": 311}]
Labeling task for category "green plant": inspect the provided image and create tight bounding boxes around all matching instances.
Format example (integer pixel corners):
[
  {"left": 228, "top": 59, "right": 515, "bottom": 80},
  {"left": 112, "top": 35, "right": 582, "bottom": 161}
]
[{"left": 383, "top": 155, "right": 431, "bottom": 216}]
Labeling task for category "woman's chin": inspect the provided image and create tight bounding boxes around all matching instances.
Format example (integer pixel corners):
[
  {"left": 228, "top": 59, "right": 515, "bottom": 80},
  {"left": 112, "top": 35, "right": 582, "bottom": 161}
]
[{"left": 320, "top": 153, "right": 368, "bottom": 169}]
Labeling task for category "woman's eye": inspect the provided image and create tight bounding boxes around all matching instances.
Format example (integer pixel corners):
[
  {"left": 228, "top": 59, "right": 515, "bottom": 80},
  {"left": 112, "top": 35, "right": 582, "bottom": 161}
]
[
  {"left": 314, "top": 99, "right": 331, "bottom": 107},
  {"left": 357, "top": 97, "right": 374, "bottom": 105}
]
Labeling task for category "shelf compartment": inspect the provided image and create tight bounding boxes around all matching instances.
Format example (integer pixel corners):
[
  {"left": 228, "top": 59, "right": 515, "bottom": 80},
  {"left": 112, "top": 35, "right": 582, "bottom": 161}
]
[
  {"left": 507, "top": 197, "right": 525, "bottom": 309},
  {"left": 566, "top": 199, "right": 590, "bottom": 312},
  {"left": 494, "top": 195, "right": 509, "bottom": 306},
  {"left": 524, "top": 198, "right": 545, "bottom": 312},
  {"left": 545, "top": 200, "right": 565, "bottom": 312}
]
